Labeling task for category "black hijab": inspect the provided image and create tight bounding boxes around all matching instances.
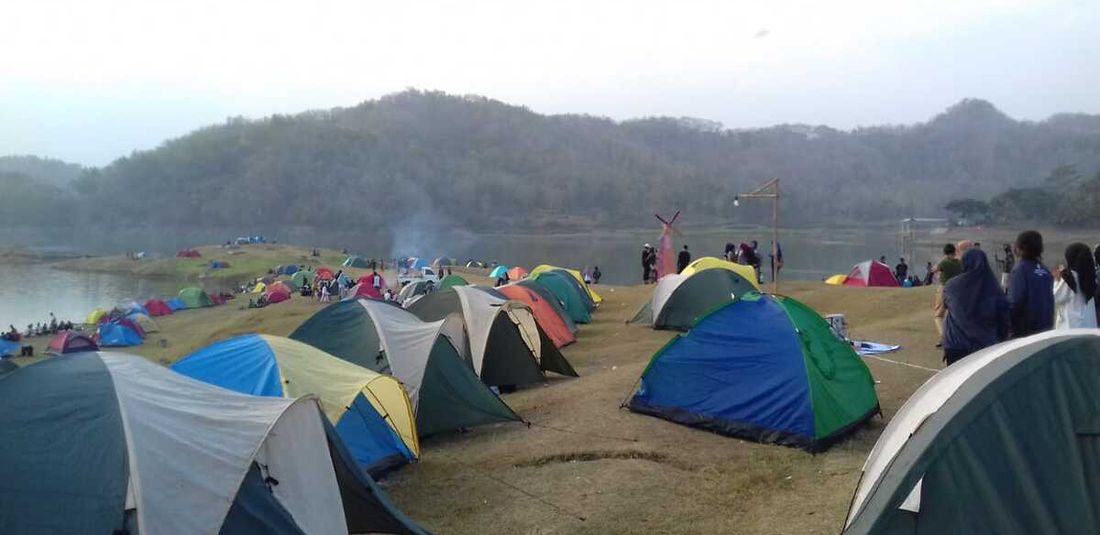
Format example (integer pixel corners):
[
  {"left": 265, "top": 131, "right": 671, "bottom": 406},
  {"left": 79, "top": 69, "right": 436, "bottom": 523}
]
[
  {"left": 1065, "top": 242, "right": 1097, "bottom": 301},
  {"left": 945, "top": 249, "right": 1008, "bottom": 337}
]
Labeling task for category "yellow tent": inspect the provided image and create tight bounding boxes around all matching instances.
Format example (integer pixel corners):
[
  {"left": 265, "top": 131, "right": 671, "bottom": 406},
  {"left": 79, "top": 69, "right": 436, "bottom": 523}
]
[
  {"left": 529, "top": 264, "right": 603, "bottom": 304},
  {"left": 825, "top": 274, "right": 848, "bottom": 286},
  {"left": 251, "top": 281, "right": 267, "bottom": 293},
  {"left": 259, "top": 335, "right": 420, "bottom": 459},
  {"left": 679, "top": 257, "right": 761, "bottom": 290},
  {"left": 86, "top": 308, "right": 109, "bottom": 325}
]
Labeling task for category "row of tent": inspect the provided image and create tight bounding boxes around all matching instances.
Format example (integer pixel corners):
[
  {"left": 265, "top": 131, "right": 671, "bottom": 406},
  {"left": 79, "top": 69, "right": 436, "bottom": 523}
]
[{"left": 77, "top": 287, "right": 233, "bottom": 350}]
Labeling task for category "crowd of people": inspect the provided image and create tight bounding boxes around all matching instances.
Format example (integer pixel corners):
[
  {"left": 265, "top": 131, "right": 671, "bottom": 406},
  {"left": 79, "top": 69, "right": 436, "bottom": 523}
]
[
  {"left": 932, "top": 230, "right": 1098, "bottom": 366},
  {"left": 4, "top": 313, "right": 76, "bottom": 341},
  {"left": 641, "top": 240, "right": 775, "bottom": 283}
]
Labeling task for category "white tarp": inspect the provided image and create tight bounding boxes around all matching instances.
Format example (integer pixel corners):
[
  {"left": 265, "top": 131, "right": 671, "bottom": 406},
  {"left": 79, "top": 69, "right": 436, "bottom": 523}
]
[
  {"left": 502, "top": 302, "right": 542, "bottom": 363},
  {"left": 100, "top": 352, "right": 347, "bottom": 535},
  {"left": 845, "top": 331, "right": 1098, "bottom": 527},
  {"left": 359, "top": 300, "right": 446, "bottom": 408}
]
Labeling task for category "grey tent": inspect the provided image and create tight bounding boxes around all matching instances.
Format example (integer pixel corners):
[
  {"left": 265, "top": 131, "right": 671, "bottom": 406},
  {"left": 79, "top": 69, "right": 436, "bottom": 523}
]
[
  {"left": 844, "top": 330, "right": 1100, "bottom": 534},
  {"left": 630, "top": 268, "right": 756, "bottom": 330},
  {"left": 290, "top": 298, "right": 521, "bottom": 437},
  {"left": 0, "top": 352, "right": 429, "bottom": 535},
  {"left": 406, "top": 286, "right": 577, "bottom": 387}
]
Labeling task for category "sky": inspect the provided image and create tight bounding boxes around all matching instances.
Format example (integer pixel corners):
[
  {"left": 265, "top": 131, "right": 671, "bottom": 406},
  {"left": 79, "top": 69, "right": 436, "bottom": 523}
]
[{"left": 2, "top": 0, "right": 1098, "bottom": 166}]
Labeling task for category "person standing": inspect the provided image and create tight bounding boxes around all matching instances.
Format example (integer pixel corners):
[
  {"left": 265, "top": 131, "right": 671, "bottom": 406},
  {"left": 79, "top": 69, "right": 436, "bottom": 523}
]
[
  {"left": 677, "top": 245, "right": 691, "bottom": 274},
  {"left": 1052, "top": 242, "right": 1097, "bottom": 329},
  {"left": 931, "top": 243, "right": 962, "bottom": 347},
  {"left": 592, "top": 266, "right": 602, "bottom": 284},
  {"left": 942, "top": 249, "right": 1010, "bottom": 365},
  {"left": 994, "top": 243, "right": 1016, "bottom": 292},
  {"left": 641, "top": 244, "right": 652, "bottom": 283},
  {"left": 895, "top": 258, "right": 909, "bottom": 285},
  {"left": 1008, "top": 230, "right": 1054, "bottom": 338}
]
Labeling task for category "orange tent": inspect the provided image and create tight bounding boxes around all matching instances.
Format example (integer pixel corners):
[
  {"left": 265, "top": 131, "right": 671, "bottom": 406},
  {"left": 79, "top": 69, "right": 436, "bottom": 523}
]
[
  {"left": 498, "top": 285, "right": 575, "bottom": 348},
  {"left": 316, "top": 267, "right": 335, "bottom": 280},
  {"left": 267, "top": 281, "right": 293, "bottom": 295},
  {"left": 507, "top": 267, "right": 529, "bottom": 281}
]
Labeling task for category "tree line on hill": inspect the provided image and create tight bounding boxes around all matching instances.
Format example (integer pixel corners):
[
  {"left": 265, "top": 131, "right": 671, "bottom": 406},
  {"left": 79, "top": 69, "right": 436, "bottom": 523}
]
[
  {"left": 945, "top": 164, "right": 1100, "bottom": 226},
  {"left": 4, "top": 90, "right": 1100, "bottom": 233}
]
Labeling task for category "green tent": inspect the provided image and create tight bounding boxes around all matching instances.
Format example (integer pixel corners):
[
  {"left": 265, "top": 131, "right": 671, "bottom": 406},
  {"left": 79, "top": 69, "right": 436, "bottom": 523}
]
[
  {"left": 406, "top": 287, "right": 577, "bottom": 387},
  {"left": 290, "top": 270, "right": 315, "bottom": 289},
  {"left": 438, "top": 275, "right": 468, "bottom": 289},
  {"left": 290, "top": 298, "right": 521, "bottom": 437},
  {"left": 630, "top": 268, "right": 757, "bottom": 330},
  {"left": 178, "top": 287, "right": 213, "bottom": 309},
  {"left": 844, "top": 331, "right": 1100, "bottom": 534},
  {"left": 343, "top": 256, "right": 370, "bottom": 268},
  {"left": 528, "top": 271, "right": 591, "bottom": 324},
  {"left": 629, "top": 293, "right": 878, "bottom": 452}
]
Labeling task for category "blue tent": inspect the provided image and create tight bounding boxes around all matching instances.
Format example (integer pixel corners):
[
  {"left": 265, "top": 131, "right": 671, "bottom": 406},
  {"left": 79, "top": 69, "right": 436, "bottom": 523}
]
[
  {"left": 0, "top": 339, "right": 18, "bottom": 358},
  {"left": 166, "top": 298, "right": 186, "bottom": 311},
  {"left": 488, "top": 265, "right": 508, "bottom": 279},
  {"left": 629, "top": 294, "right": 879, "bottom": 452},
  {"left": 409, "top": 258, "right": 428, "bottom": 270},
  {"left": 172, "top": 335, "right": 419, "bottom": 476},
  {"left": 97, "top": 324, "right": 144, "bottom": 347},
  {"left": 284, "top": 264, "right": 299, "bottom": 276}
]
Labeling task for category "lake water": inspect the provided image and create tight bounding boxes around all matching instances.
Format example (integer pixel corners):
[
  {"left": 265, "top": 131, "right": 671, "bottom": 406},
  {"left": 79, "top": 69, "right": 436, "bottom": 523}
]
[{"left": 1, "top": 229, "right": 918, "bottom": 327}]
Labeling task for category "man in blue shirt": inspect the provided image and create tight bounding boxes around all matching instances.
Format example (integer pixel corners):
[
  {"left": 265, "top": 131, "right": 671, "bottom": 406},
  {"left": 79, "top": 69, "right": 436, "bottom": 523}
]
[{"left": 1008, "top": 230, "right": 1054, "bottom": 338}]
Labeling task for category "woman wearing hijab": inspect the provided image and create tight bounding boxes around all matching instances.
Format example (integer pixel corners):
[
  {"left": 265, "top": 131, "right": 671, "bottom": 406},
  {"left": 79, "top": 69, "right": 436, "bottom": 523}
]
[
  {"left": 943, "top": 248, "right": 1010, "bottom": 365},
  {"left": 1053, "top": 242, "right": 1098, "bottom": 329}
]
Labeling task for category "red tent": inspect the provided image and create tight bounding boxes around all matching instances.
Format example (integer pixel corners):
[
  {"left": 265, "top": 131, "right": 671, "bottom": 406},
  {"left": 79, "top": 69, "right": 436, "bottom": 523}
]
[
  {"left": 267, "top": 281, "right": 293, "bottom": 296},
  {"left": 316, "top": 268, "right": 335, "bottom": 281},
  {"left": 265, "top": 290, "right": 290, "bottom": 304},
  {"left": 47, "top": 331, "right": 99, "bottom": 355},
  {"left": 507, "top": 267, "right": 529, "bottom": 281},
  {"left": 498, "top": 284, "right": 575, "bottom": 348},
  {"left": 144, "top": 299, "right": 173, "bottom": 316},
  {"left": 176, "top": 248, "right": 202, "bottom": 258},
  {"left": 843, "top": 260, "right": 900, "bottom": 288},
  {"left": 354, "top": 283, "right": 382, "bottom": 299}
]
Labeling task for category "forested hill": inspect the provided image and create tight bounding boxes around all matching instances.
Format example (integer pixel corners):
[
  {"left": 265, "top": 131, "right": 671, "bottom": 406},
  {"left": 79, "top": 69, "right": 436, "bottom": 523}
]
[{"left": 24, "top": 91, "right": 1100, "bottom": 230}]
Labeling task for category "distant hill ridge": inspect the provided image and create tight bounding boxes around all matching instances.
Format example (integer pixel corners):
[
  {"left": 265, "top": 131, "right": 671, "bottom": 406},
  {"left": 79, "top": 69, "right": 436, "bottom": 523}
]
[{"left": 8, "top": 91, "right": 1100, "bottom": 230}]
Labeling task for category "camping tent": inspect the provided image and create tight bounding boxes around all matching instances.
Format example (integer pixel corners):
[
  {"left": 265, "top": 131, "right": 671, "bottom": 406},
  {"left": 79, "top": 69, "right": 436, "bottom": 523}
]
[
  {"left": 207, "top": 293, "right": 226, "bottom": 306},
  {"left": 438, "top": 274, "right": 469, "bottom": 289},
  {"left": 515, "top": 280, "right": 578, "bottom": 334},
  {"left": 178, "top": 287, "right": 213, "bottom": 309},
  {"left": 408, "top": 258, "right": 429, "bottom": 270},
  {"left": 528, "top": 271, "right": 592, "bottom": 323},
  {"left": 251, "top": 281, "right": 267, "bottom": 293},
  {"left": 209, "top": 260, "right": 230, "bottom": 269},
  {"left": 166, "top": 298, "right": 186, "bottom": 311},
  {"left": 173, "top": 334, "right": 419, "bottom": 475},
  {"left": 265, "top": 290, "right": 291, "bottom": 304},
  {"left": 118, "top": 301, "right": 149, "bottom": 317},
  {"left": 267, "top": 281, "right": 293, "bottom": 295},
  {"left": 529, "top": 265, "right": 603, "bottom": 304},
  {"left": 628, "top": 293, "right": 879, "bottom": 451},
  {"left": 0, "top": 352, "right": 430, "bottom": 535},
  {"left": 498, "top": 284, "right": 576, "bottom": 348},
  {"left": 397, "top": 280, "right": 435, "bottom": 306},
  {"left": 86, "top": 308, "right": 109, "bottom": 325},
  {"left": 126, "top": 313, "right": 160, "bottom": 333},
  {"left": 488, "top": 265, "right": 508, "bottom": 279},
  {"left": 355, "top": 273, "right": 388, "bottom": 300},
  {"left": 290, "top": 269, "right": 316, "bottom": 289},
  {"left": 679, "top": 257, "right": 761, "bottom": 290},
  {"left": 1, "top": 340, "right": 18, "bottom": 358},
  {"left": 843, "top": 330, "right": 1100, "bottom": 534},
  {"left": 176, "top": 248, "right": 201, "bottom": 258},
  {"left": 0, "top": 358, "right": 16, "bottom": 376},
  {"left": 630, "top": 268, "right": 757, "bottom": 331},
  {"left": 144, "top": 299, "right": 173, "bottom": 317},
  {"left": 406, "top": 287, "right": 577, "bottom": 387},
  {"left": 316, "top": 267, "right": 335, "bottom": 281},
  {"left": 507, "top": 267, "right": 529, "bottom": 281},
  {"left": 290, "top": 299, "right": 521, "bottom": 437},
  {"left": 46, "top": 331, "right": 99, "bottom": 355},
  {"left": 96, "top": 322, "right": 144, "bottom": 347},
  {"left": 843, "top": 261, "right": 900, "bottom": 288},
  {"left": 825, "top": 274, "right": 848, "bottom": 286},
  {"left": 344, "top": 256, "right": 370, "bottom": 268}
]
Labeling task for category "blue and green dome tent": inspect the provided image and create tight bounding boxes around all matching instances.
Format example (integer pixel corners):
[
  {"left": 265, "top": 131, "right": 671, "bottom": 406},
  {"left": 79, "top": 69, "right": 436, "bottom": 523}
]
[
  {"left": 488, "top": 265, "right": 508, "bottom": 279},
  {"left": 524, "top": 273, "right": 591, "bottom": 324},
  {"left": 628, "top": 293, "right": 879, "bottom": 452},
  {"left": 172, "top": 334, "right": 420, "bottom": 476}
]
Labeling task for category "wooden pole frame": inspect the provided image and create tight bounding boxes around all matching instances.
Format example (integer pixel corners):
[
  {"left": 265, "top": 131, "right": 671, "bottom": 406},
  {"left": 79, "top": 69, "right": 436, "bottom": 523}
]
[{"left": 735, "top": 178, "right": 780, "bottom": 293}]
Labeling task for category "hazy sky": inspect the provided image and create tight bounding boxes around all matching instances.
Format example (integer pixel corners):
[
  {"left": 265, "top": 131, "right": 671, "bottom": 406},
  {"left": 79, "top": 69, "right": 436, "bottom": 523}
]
[{"left": 2, "top": 0, "right": 1097, "bottom": 166}]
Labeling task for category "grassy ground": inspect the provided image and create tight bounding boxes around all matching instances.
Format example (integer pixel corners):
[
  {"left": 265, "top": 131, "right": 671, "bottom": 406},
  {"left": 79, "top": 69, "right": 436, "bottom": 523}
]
[{"left": 10, "top": 257, "right": 943, "bottom": 534}]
